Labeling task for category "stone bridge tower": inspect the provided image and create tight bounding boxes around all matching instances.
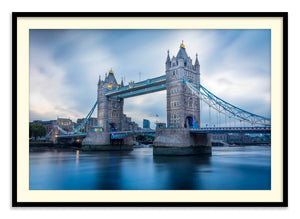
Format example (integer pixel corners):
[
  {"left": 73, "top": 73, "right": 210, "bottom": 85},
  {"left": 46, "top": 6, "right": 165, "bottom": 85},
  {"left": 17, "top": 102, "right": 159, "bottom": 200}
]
[
  {"left": 154, "top": 42, "right": 211, "bottom": 155},
  {"left": 165, "top": 41, "right": 200, "bottom": 128},
  {"left": 82, "top": 70, "right": 130, "bottom": 148},
  {"left": 97, "top": 69, "right": 124, "bottom": 132}
]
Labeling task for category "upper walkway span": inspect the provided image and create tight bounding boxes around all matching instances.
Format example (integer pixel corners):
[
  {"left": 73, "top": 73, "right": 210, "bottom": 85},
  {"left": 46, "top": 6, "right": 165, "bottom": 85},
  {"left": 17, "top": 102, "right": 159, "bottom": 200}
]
[{"left": 105, "top": 75, "right": 166, "bottom": 98}]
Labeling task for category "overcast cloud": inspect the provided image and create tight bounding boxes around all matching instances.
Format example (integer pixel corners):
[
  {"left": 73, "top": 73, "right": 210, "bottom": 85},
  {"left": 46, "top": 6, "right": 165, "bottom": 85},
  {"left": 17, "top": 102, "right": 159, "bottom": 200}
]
[{"left": 29, "top": 29, "right": 271, "bottom": 128}]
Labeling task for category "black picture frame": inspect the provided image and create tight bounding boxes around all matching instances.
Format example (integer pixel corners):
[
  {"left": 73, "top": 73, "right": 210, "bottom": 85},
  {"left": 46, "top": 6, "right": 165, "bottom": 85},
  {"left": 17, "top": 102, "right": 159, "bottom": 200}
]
[{"left": 12, "top": 12, "right": 288, "bottom": 207}]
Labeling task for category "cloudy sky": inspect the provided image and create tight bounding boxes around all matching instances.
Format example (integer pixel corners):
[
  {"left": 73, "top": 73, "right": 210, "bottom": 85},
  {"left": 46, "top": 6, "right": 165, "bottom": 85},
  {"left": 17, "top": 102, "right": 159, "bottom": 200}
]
[{"left": 29, "top": 29, "right": 271, "bottom": 128}]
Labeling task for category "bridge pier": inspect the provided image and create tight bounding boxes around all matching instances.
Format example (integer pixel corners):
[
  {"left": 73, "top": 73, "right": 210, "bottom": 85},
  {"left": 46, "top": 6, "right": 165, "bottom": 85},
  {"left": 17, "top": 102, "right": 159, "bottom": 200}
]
[
  {"left": 122, "top": 135, "right": 135, "bottom": 145},
  {"left": 81, "top": 131, "right": 133, "bottom": 151},
  {"left": 153, "top": 128, "right": 212, "bottom": 156}
]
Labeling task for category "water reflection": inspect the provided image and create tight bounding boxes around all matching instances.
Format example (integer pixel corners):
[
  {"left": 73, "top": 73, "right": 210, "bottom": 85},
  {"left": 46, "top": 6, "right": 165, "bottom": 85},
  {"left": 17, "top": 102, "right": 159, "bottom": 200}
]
[
  {"left": 29, "top": 146, "right": 271, "bottom": 190},
  {"left": 75, "top": 150, "right": 79, "bottom": 166},
  {"left": 153, "top": 155, "right": 211, "bottom": 190}
]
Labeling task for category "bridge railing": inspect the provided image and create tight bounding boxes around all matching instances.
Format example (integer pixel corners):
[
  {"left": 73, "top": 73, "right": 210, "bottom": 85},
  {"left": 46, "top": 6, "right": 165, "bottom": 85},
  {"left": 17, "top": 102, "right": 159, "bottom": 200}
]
[{"left": 149, "top": 75, "right": 166, "bottom": 83}]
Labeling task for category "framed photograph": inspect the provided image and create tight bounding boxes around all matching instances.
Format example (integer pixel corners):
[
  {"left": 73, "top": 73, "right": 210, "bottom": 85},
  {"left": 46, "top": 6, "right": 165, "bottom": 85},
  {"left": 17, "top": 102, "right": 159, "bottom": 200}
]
[{"left": 12, "top": 12, "right": 288, "bottom": 207}]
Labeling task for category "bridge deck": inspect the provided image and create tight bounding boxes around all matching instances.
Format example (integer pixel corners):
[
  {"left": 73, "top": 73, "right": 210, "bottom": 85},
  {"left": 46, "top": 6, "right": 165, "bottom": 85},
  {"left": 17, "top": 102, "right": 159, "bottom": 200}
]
[
  {"left": 105, "top": 75, "right": 166, "bottom": 98},
  {"left": 56, "top": 133, "right": 87, "bottom": 138},
  {"left": 190, "top": 127, "right": 270, "bottom": 134},
  {"left": 110, "top": 127, "right": 270, "bottom": 136},
  {"left": 56, "top": 127, "right": 270, "bottom": 139}
]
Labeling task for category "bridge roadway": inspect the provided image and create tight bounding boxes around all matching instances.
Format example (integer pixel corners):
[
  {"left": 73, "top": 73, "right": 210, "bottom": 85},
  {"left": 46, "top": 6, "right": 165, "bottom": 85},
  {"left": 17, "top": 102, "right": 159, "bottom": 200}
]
[
  {"left": 56, "top": 127, "right": 270, "bottom": 139},
  {"left": 110, "top": 126, "right": 270, "bottom": 139},
  {"left": 56, "top": 133, "right": 87, "bottom": 138},
  {"left": 189, "top": 126, "right": 270, "bottom": 134}
]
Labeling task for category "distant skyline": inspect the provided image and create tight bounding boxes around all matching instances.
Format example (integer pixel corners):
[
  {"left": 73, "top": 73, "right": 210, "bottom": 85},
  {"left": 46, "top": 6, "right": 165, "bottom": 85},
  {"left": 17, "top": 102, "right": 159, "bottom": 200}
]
[{"left": 29, "top": 29, "right": 271, "bottom": 128}]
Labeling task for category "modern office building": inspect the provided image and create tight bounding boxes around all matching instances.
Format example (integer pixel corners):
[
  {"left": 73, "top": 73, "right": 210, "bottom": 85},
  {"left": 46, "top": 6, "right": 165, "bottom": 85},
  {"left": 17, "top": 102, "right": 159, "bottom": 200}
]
[{"left": 143, "top": 119, "right": 150, "bottom": 129}]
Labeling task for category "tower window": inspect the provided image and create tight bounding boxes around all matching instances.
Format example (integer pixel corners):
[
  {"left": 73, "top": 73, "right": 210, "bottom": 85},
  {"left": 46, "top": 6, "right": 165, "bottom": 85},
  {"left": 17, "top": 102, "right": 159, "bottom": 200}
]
[
  {"left": 170, "top": 88, "right": 178, "bottom": 94},
  {"left": 188, "top": 98, "right": 193, "bottom": 108},
  {"left": 171, "top": 101, "right": 180, "bottom": 107}
]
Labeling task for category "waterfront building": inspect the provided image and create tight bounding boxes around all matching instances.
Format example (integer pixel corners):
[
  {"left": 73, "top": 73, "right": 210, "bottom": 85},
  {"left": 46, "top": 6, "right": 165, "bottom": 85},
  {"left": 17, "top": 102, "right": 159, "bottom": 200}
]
[
  {"left": 227, "top": 134, "right": 243, "bottom": 144},
  {"left": 56, "top": 118, "right": 75, "bottom": 132},
  {"left": 226, "top": 133, "right": 271, "bottom": 145},
  {"left": 77, "top": 117, "right": 98, "bottom": 132},
  {"left": 143, "top": 119, "right": 150, "bottom": 129},
  {"left": 118, "top": 114, "right": 141, "bottom": 131},
  {"left": 212, "top": 133, "right": 227, "bottom": 142}
]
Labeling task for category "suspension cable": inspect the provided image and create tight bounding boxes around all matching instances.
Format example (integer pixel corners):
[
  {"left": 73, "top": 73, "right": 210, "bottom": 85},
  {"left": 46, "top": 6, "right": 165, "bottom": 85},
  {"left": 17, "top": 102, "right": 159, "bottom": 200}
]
[{"left": 183, "top": 78, "right": 270, "bottom": 126}]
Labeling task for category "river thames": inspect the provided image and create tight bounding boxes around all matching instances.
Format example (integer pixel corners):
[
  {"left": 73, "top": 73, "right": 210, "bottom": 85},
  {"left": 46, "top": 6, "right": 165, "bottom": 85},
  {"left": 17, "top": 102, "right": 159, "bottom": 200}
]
[{"left": 29, "top": 146, "right": 271, "bottom": 190}]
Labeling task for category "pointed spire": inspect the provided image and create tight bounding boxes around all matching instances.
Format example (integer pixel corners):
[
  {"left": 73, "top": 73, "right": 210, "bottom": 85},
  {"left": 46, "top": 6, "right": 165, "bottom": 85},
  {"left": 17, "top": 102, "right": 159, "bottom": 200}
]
[
  {"left": 180, "top": 40, "right": 185, "bottom": 48},
  {"left": 104, "top": 73, "right": 108, "bottom": 83},
  {"left": 195, "top": 53, "right": 199, "bottom": 66},
  {"left": 176, "top": 41, "right": 188, "bottom": 61},
  {"left": 98, "top": 75, "right": 101, "bottom": 85},
  {"left": 105, "top": 68, "right": 117, "bottom": 85},
  {"left": 166, "top": 50, "right": 171, "bottom": 64}
]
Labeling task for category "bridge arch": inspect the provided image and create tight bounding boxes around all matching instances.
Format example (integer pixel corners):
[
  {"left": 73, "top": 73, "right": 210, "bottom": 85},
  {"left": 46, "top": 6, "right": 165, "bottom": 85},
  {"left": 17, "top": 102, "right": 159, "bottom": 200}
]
[
  {"left": 109, "top": 123, "right": 118, "bottom": 132},
  {"left": 184, "top": 116, "right": 194, "bottom": 128}
]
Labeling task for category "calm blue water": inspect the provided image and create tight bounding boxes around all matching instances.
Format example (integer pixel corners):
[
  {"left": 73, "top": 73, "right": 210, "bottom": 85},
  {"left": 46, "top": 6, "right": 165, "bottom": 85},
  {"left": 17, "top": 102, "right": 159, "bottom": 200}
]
[{"left": 29, "top": 146, "right": 271, "bottom": 190}]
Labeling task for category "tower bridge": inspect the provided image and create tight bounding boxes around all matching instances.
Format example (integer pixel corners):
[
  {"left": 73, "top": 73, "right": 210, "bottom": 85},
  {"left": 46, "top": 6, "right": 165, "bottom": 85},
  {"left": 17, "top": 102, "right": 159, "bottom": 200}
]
[
  {"left": 93, "top": 41, "right": 203, "bottom": 135},
  {"left": 79, "top": 42, "right": 271, "bottom": 155}
]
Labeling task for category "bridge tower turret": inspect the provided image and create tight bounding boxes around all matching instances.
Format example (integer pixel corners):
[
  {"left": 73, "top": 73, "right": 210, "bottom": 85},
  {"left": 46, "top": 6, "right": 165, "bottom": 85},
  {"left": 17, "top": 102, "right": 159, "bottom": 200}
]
[
  {"left": 195, "top": 53, "right": 200, "bottom": 74},
  {"left": 97, "top": 69, "right": 124, "bottom": 132},
  {"left": 166, "top": 50, "right": 171, "bottom": 70},
  {"left": 166, "top": 41, "right": 201, "bottom": 128}
]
